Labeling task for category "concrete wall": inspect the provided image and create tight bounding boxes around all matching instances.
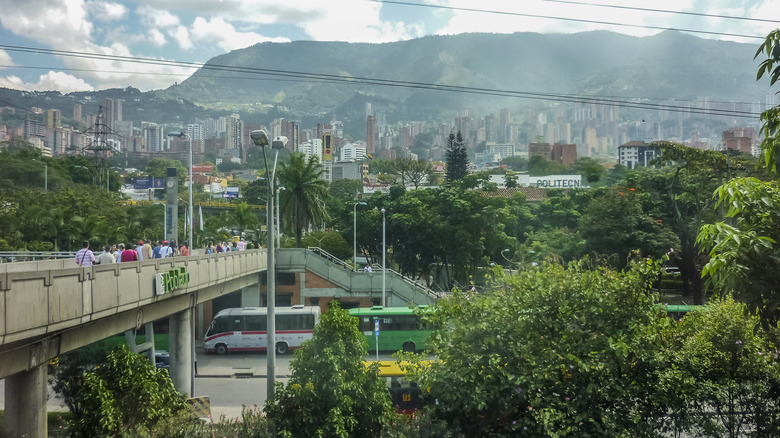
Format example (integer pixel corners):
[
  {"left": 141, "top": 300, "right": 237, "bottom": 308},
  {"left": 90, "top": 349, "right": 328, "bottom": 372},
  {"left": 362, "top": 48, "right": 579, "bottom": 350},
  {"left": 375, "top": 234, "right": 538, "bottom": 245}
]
[{"left": 0, "top": 250, "right": 266, "bottom": 379}]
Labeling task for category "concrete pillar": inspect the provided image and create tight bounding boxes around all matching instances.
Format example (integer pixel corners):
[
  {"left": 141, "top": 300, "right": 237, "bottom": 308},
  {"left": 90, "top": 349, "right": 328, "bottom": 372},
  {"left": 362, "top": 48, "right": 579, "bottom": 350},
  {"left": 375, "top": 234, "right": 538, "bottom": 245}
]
[
  {"left": 169, "top": 309, "right": 192, "bottom": 396},
  {"left": 241, "top": 284, "right": 260, "bottom": 307},
  {"left": 5, "top": 364, "right": 48, "bottom": 438}
]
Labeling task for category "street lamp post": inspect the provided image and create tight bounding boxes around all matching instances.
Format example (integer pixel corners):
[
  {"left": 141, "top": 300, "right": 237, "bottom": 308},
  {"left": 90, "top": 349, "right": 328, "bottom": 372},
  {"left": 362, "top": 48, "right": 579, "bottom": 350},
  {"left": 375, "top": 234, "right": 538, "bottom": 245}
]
[
  {"left": 167, "top": 131, "right": 193, "bottom": 252},
  {"left": 353, "top": 202, "right": 367, "bottom": 271},
  {"left": 276, "top": 185, "right": 284, "bottom": 248},
  {"left": 381, "top": 207, "right": 386, "bottom": 307},
  {"left": 251, "top": 130, "right": 288, "bottom": 400},
  {"left": 167, "top": 130, "right": 194, "bottom": 396}
]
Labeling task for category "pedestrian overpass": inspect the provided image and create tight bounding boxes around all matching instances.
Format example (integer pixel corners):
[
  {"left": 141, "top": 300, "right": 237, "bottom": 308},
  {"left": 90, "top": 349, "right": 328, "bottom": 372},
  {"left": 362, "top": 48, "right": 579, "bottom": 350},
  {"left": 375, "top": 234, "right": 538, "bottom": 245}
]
[{"left": 0, "top": 248, "right": 439, "bottom": 437}]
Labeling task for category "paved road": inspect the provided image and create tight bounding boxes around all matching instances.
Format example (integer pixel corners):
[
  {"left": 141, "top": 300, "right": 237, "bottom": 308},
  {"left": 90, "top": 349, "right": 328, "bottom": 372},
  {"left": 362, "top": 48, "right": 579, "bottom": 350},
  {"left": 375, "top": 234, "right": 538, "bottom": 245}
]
[{"left": 0, "top": 349, "right": 400, "bottom": 419}]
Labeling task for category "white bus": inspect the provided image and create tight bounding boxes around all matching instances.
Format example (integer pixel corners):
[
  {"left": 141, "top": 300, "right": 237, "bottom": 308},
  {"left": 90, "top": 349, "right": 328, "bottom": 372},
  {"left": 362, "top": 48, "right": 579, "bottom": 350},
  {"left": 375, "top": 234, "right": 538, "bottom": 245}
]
[{"left": 204, "top": 305, "right": 320, "bottom": 355}]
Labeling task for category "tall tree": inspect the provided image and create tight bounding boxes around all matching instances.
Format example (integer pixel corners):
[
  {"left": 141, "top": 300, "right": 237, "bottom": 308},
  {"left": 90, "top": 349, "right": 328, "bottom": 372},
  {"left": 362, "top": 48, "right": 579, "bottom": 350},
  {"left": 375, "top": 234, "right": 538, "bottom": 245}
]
[
  {"left": 697, "top": 30, "right": 780, "bottom": 323},
  {"left": 265, "top": 302, "right": 393, "bottom": 437},
  {"left": 277, "top": 152, "right": 330, "bottom": 247},
  {"left": 445, "top": 131, "right": 468, "bottom": 184}
]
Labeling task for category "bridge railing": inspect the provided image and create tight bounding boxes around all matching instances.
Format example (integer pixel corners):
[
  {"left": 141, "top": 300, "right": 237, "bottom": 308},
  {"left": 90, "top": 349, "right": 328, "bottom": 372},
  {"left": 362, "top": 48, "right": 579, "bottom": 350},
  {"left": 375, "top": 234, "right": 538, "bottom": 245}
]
[
  {"left": 0, "top": 250, "right": 267, "bottom": 348},
  {"left": 0, "top": 251, "right": 77, "bottom": 262},
  {"left": 304, "top": 247, "right": 441, "bottom": 301}
]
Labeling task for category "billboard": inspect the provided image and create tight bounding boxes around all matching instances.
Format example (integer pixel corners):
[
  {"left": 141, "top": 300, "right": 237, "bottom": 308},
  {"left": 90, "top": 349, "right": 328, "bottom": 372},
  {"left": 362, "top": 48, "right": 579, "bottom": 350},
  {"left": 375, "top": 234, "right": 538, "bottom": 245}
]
[
  {"left": 322, "top": 134, "right": 333, "bottom": 161},
  {"left": 222, "top": 187, "right": 239, "bottom": 198},
  {"left": 134, "top": 178, "right": 164, "bottom": 189},
  {"left": 192, "top": 165, "right": 214, "bottom": 173}
]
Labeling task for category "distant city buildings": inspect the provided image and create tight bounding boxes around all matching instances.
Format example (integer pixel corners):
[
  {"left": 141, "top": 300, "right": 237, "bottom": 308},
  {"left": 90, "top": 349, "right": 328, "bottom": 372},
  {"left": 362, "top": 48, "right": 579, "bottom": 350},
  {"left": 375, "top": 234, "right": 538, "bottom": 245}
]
[{"left": 618, "top": 141, "right": 661, "bottom": 169}]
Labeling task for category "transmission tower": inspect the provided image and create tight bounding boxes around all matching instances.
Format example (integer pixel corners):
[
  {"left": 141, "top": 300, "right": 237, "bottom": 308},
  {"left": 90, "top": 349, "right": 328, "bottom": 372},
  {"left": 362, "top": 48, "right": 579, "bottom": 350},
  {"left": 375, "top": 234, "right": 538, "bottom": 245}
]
[{"left": 83, "top": 105, "right": 121, "bottom": 190}]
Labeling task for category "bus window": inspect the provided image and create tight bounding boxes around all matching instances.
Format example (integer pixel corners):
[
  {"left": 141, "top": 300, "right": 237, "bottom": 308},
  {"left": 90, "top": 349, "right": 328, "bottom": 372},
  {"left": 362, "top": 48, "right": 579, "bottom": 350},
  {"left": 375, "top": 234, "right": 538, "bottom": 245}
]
[{"left": 244, "top": 315, "right": 267, "bottom": 331}]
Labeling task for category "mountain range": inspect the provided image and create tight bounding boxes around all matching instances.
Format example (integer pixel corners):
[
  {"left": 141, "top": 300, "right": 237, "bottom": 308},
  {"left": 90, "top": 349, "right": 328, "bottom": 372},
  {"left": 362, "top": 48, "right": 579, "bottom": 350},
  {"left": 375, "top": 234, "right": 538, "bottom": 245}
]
[
  {"left": 158, "top": 30, "right": 769, "bottom": 120},
  {"left": 0, "top": 30, "right": 770, "bottom": 133}
]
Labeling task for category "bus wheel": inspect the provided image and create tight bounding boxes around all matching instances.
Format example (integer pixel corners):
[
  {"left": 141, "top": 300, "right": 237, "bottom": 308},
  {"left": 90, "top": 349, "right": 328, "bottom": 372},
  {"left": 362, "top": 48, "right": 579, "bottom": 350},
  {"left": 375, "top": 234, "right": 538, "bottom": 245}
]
[
  {"left": 276, "top": 342, "right": 289, "bottom": 355},
  {"left": 402, "top": 342, "right": 416, "bottom": 353},
  {"left": 215, "top": 344, "right": 228, "bottom": 355}
]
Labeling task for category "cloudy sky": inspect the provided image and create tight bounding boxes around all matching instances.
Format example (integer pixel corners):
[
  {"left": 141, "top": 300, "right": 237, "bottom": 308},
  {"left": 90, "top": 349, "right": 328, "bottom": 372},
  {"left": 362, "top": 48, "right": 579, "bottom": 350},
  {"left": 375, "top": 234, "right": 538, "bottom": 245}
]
[{"left": 0, "top": 0, "right": 776, "bottom": 93}]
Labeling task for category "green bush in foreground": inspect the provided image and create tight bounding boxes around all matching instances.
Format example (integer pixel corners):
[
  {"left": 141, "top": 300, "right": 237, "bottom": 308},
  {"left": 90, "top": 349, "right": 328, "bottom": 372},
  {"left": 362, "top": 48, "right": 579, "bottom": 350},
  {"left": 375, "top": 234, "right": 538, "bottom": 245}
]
[
  {"left": 265, "top": 301, "right": 394, "bottom": 438},
  {"left": 68, "top": 344, "right": 187, "bottom": 437}
]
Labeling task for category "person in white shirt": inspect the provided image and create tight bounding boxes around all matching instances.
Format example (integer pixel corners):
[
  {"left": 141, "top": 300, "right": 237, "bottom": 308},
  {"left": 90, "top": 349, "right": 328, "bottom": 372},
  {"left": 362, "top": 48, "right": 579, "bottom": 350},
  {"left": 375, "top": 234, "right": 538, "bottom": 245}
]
[
  {"left": 159, "top": 241, "right": 174, "bottom": 258},
  {"left": 96, "top": 245, "right": 116, "bottom": 264},
  {"left": 136, "top": 240, "right": 145, "bottom": 261}
]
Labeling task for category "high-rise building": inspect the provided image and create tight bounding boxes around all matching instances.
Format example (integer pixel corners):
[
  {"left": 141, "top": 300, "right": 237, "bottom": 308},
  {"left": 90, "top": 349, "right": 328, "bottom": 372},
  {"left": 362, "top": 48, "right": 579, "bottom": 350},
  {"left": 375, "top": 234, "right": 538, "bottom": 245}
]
[
  {"left": 551, "top": 143, "right": 577, "bottom": 166},
  {"left": 72, "top": 104, "right": 82, "bottom": 122},
  {"left": 499, "top": 108, "right": 511, "bottom": 143},
  {"left": 723, "top": 127, "right": 756, "bottom": 155},
  {"left": 366, "top": 115, "right": 375, "bottom": 154},
  {"left": 142, "top": 122, "right": 164, "bottom": 153},
  {"left": 46, "top": 109, "right": 61, "bottom": 129}
]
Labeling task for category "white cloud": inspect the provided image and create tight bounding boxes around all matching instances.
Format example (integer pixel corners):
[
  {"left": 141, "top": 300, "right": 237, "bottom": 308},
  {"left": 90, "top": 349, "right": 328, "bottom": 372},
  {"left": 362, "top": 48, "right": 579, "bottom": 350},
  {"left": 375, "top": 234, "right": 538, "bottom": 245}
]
[
  {"left": 0, "top": 71, "right": 95, "bottom": 93},
  {"left": 88, "top": 0, "right": 128, "bottom": 21},
  {"left": 148, "top": 28, "right": 167, "bottom": 47},
  {"left": 0, "top": 50, "right": 17, "bottom": 68},
  {"left": 189, "top": 17, "right": 288, "bottom": 52},
  {"left": 300, "top": 1, "right": 420, "bottom": 42},
  {"left": 172, "top": 25, "right": 193, "bottom": 50},
  {"left": 137, "top": 4, "right": 181, "bottom": 28},
  {"left": 0, "top": 0, "right": 94, "bottom": 50},
  {"left": 35, "top": 71, "right": 95, "bottom": 92}
]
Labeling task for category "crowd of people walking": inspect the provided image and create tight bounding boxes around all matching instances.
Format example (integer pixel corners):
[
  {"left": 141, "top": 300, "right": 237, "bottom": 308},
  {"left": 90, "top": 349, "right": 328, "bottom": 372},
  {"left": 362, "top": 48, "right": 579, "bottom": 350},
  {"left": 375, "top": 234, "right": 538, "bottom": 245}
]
[{"left": 75, "top": 238, "right": 260, "bottom": 266}]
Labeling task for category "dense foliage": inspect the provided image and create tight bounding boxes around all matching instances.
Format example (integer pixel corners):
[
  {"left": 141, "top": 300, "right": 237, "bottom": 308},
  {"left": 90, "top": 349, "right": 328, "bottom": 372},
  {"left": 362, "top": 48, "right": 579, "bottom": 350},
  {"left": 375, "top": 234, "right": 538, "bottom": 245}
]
[
  {"left": 67, "top": 344, "right": 187, "bottom": 437},
  {"left": 399, "top": 261, "right": 780, "bottom": 438},
  {"left": 265, "top": 302, "right": 394, "bottom": 438}
]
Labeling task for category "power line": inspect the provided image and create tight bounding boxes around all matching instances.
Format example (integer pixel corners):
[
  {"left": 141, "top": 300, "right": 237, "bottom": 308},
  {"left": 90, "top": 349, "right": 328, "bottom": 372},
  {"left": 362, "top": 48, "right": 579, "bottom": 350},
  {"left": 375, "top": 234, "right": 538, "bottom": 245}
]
[
  {"left": 541, "top": 0, "right": 780, "bottom": 25},
  {"left": 0, "top": 44, "right": 763, "bottom": 119},
  {"left": 369, "top": 0, "right": 765, "bottom": 40},
  {"left": 1, "top": 63, "right": 763, "bottom": 109}
]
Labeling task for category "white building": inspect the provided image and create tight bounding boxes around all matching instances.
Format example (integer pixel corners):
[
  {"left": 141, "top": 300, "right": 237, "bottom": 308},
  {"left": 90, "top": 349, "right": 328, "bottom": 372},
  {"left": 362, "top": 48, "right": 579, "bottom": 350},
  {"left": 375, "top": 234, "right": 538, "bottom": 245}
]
[
  {"left": 618, "top": 141, "right": 661, "bottom": 169},
  {"left": 339, "top": 142, "right": 367, "bottom": 161}
]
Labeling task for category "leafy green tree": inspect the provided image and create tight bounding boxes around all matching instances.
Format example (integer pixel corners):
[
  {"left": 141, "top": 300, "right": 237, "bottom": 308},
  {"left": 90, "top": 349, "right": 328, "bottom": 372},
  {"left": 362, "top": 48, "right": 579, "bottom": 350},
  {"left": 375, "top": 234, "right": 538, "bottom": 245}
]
[
  {"left": 414, "top": 260, "right": 667, "bottom": 437},
  {"left": 301, "top": 230, "right": 351, "bottom": 260},
  {"left": 658, "top": 297, "right": 780, "bottom": 437},
  {"left": 697, "top": 177, "right": 780, "bottom": 325},
  {"left": 277, "top": 152, "right": 330, "bottom": 247},
  {"left": 570, "top": 157, "right": 607, "bottom": 186},
  {"left": 231, "top": 202, "right": 260, "bottom": 237},
  {"left": 504, "top": 169, "right": 518, "bottom": 188},
  {"left": 146, "top": 158, "right": 187, "bottom": 185},
  {"left": 579, "top": 186, "right": 679, "bottom": 268},
  {"left": 528, "top": 155, "right": 565, "bottom": 176},
  {"left": 329, "top": 179, "right": 364, "bottom": 202},
  {"left": 391, "top": 157, "right": 434, "bottom": 189},
  {"left": 755, "top": 29, "right": 780, "bottom": 174},
  {"left": 69, "top": 344, "right": 187, "bottom": 437},
  {"left": 265, "top": 302, "right": 393, "bottom": 438},
  {"left": 694, "top": 32, "right": 780, "bottom": 314},
  {"left": 444, "top": 131, "right": 468, "bottom": 184}
]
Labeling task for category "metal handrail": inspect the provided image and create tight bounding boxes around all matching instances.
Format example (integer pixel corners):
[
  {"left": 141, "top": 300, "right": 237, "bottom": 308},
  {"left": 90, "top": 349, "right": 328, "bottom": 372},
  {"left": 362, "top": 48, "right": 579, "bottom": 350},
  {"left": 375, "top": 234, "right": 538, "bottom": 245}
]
[
  {"left": 306, "top": 247, "right": 441, "bottom": 300},
  {"left": 0, "top": 251, "right": 77, "bottom": 262}
]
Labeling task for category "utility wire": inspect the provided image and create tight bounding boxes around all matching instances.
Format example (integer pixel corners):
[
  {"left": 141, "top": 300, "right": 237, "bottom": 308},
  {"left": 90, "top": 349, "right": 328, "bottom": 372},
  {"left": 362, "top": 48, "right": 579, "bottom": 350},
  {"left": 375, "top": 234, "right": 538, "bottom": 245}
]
[
  {"left": 542, "top": 0, "right": 780, "bottom": 25},
  {"left": 0, "top": 63, "right": 763, "bottom": 109},
  {"left": 0, "top": 44, "right": 762, "bottom": 119},
  {"left": 369, "top": 0, "right": 765, "bottom": 40}
]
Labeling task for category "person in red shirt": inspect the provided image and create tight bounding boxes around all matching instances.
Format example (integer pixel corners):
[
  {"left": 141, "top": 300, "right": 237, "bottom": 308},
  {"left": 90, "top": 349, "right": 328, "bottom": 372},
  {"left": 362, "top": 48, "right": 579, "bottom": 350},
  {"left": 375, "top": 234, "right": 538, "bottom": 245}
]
[
  {"left": 180, "top": 242, "right": 190, "bottom": 257},
  {"left": 121, "top": 245, "right": 139, "bottom": 262}
]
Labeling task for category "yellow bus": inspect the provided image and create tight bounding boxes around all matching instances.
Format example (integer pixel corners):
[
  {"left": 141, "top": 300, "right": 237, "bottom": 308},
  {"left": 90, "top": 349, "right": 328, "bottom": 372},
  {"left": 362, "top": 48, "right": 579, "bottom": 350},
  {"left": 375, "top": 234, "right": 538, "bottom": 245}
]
[{"left": 366, "top": 360, "right": 430, "bottom": 418}]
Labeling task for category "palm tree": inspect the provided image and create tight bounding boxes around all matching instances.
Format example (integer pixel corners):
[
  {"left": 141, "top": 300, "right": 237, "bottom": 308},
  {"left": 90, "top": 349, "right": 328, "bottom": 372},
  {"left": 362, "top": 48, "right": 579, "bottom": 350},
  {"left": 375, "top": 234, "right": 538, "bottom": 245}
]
[
  {"left": 277, "top": 153, "right": 330, "bottom": 247},
  {"left": 231, "top": 202, "right": 259, "bottom": 238}
]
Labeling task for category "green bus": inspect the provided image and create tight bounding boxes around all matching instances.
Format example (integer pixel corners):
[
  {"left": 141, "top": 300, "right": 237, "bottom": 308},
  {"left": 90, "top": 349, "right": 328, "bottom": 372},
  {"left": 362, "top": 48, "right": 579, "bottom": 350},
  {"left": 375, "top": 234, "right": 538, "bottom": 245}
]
[
  {"left": 349, "top": 306, "right": 433, "bottom": 353},
  {"left": 657, "top": 304, "right": 706, "bottom": 320}
]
